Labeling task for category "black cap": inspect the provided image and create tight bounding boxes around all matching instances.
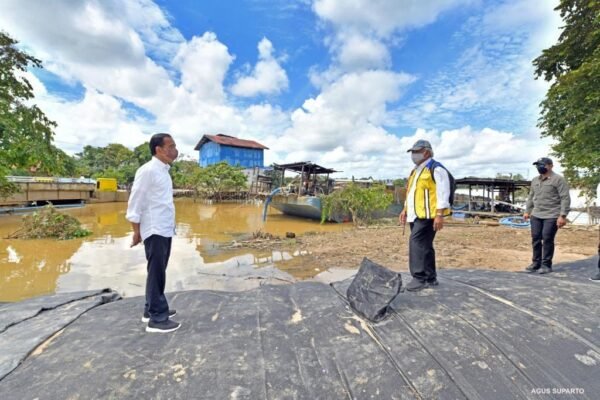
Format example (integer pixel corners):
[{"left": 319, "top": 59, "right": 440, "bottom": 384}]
[{"left": 532, "top": 157, "right": 553, "bottom": 166}]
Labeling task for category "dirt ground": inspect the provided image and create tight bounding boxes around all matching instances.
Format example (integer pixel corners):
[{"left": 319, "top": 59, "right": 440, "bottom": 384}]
[{"left": 264, "top": 221, "right": 599, "bottom": 277}]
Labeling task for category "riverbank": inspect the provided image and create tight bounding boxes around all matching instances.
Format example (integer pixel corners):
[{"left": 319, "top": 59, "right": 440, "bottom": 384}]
[
  {"left": 2, "top": 200, "right": 597, "bottom": 302},
  {"left": 234, "top": 220, "right": 599, "bottom": 276}
]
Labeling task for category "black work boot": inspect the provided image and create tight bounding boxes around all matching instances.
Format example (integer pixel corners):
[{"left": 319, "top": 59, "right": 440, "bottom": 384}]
[
  {"left": 525, "top": 264, "right": 540, "bottom": 273},
  {"left": 406, "top": 279, "right": 427, "bottom": 292},
  {"left": 539, "top": 266, "right": 552, "bottom": 274}
]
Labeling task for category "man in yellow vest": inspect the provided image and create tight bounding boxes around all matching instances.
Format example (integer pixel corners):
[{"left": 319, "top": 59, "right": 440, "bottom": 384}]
[{"left": 399, "top": 140, "right": 451, "bottom": 291}]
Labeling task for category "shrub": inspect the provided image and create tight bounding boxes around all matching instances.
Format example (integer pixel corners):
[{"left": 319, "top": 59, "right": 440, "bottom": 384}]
[
  {"left": 321, "top": 183, "right": 392, "bottom": 226},
  {"left": 9, "top": 205, "right": 91, "bottom": 240}
]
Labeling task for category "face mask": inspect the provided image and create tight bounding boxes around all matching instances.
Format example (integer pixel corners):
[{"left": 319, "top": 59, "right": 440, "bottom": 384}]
[
  {"left": 411, "top": 152, "right": 426, "bottom": 165},
  {"left": 536, "top": 166, "right": 548, "bottom": 174}
]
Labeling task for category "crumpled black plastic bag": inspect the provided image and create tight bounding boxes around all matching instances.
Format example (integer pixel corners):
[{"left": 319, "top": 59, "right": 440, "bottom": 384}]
[{"left": 346, "top": 258, "right": 402, "bottom": 322}]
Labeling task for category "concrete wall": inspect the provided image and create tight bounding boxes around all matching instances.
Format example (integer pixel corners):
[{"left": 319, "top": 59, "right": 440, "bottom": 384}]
[
  {"left": 0, "top": 182, "right": 96, "bottom": 206},
  {"left": 88, "top": 190, "right": 129, "bottom": 203},
  {"left": 0, "top": 182, "right": 130, "bottom": 206}
]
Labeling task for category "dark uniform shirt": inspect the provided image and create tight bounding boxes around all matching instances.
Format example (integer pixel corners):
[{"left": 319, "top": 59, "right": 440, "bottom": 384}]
[{"left": 526, "top": 171, "right": 571, "bottom": 219}]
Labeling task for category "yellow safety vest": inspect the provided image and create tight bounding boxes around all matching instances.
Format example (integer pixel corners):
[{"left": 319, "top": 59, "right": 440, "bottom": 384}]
[{"left": 406, "top": 165, "right": 451, "bottom": 219}]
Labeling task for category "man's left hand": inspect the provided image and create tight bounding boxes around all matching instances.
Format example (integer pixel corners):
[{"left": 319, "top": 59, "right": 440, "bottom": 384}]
[
  {"left": 433, "top": 215, "right": 444, "bottom": 231},
  {"left": 557, "top": 216, "right": 567, "bottom": 228},
  {"left": 130, "top": 231, "right": 142, "bottom": 247}
]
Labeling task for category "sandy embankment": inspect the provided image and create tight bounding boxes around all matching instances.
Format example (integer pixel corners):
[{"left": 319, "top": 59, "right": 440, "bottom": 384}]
[{"left": 260, "top": 222, "right": 599, "bottom": 277}]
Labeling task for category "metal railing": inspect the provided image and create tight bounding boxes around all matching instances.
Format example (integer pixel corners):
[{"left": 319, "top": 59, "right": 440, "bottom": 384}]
[{"left": 5, "top": 176, "right": 97, "bottom": 184}]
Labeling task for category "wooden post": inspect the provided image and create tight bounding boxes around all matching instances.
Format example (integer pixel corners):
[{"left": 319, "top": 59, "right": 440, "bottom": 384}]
[
  {"left": 299, "top": 164, "right": 304, "bottom": 195},
  {"left": 511, "top": 183, "right": 515, "bottom": 205},
  {"left": 468, "top": 185, "right": 472, "bottom": 211}
]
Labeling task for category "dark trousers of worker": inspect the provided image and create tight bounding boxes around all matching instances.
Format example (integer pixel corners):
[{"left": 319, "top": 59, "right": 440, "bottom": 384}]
[
  {"left": 144, "top": 235, "right": 172, "bottom": 323},
  {"left": 409, "top": 218, "right": 437, "bottom": 282},
  {"left": 530, "top": 216, "right": 558, "bottom": 269}
]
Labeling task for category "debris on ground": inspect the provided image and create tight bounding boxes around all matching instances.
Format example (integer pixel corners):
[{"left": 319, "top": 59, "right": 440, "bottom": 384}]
[{"left": 6, "top": 205, "right": 91, "bottom": 240}]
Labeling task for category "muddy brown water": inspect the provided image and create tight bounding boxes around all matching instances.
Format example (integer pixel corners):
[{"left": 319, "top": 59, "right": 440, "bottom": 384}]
[{"left": 0, "top": 200, "right": 346, "bottom": 302}]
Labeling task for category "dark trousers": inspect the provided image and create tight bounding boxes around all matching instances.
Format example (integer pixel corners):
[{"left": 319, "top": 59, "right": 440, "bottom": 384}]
[
  {"left": 144, "top": 235, "right": 172, "bottom": 322},
  {"left": 530, "top": 216, "right": 558, "bottom": 269},
  {"left": 409, "top": 218, "right": 437, "bottom": 282}
]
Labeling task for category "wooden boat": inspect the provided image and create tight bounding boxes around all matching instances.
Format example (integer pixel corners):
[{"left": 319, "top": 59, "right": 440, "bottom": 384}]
[{"left": 264, "top": 162, "right": 344, "bottom": 222}]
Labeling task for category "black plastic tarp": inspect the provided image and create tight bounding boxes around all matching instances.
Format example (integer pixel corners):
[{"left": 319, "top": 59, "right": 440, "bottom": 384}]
[
  {"left": 0, "top": 289, "right": 120, "bottom": 381},
  {"left": 0, "top": 258, "right": 599, "bottom": 399},
  {"left": 346, "top": 257, "right": 402, "bottom": 322}
]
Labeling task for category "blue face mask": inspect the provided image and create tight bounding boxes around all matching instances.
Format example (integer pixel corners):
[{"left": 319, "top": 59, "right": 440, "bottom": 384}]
[{"left": 536, "top": 166, "right": 548, "bottom": 174}]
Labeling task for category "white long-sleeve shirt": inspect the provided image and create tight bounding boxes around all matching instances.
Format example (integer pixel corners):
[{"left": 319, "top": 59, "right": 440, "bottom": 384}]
[
  {"left": 406, "top": 157, "right": 450, "bottom": 223},
  {"left": 126, "top": 157, "right": 175, "bottom": 241}
]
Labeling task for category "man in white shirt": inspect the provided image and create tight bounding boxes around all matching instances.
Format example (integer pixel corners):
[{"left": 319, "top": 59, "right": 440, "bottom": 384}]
[
  {"left": 126, "top": 133, "right": 181, "bottom": 333},
  {"left": 399, "top": 140, "right": 451, "bottom": 291}
]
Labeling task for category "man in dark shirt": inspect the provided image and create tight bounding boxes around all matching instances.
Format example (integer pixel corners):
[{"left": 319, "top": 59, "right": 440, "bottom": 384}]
[
  {"left": 591, "top": 239, "right": 600, "bottom": 281},
  {"left": 524, "top": 157, "right": 571, "bottom": 274},
  {"left": 592, "top": 183, "right": 600, "bottom": 282}
]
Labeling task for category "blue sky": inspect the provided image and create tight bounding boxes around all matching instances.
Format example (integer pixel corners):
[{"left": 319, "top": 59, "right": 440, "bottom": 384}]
[{"left": 0, "top": 0, "right": 561, "bottom": 179}]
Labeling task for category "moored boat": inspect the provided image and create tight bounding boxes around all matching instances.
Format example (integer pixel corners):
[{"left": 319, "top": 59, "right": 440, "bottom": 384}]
[{"left": 264, "top": 161, "right": 344, "bottom": 222}]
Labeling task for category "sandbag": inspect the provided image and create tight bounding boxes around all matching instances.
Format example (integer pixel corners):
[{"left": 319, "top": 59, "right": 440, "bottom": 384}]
[{"left": 346, "top": 258, "right": 402, "bottom": 322}]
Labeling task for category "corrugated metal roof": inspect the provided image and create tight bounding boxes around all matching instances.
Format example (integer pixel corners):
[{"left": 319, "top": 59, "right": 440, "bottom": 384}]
[
  {"left": 455, "top": 177, "right": 530, "bottom": 188},
  {"left": 194, "top": 134, "right": 269, "bottom": 150},
  {"left": 273, "top": 161, "right": 338, "bottom": 174}
]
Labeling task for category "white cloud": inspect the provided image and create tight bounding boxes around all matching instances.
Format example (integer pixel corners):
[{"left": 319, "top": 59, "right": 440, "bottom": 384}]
[
  {"left": 313, "top": 0, "right": 474, "bottom": 37},
  {"left": 482, "top": 0, "right": 560, "bottom": 44},
  {"left": 1, "top": 1, "right": 141, "bottom": 66},
  {"left": 173, "top": 32, "right": 235, "bottom": 104},
  {"left": 271, "top": 125, "right": 550, "bottom": 180},
  {"left": 335, "top": 33, "right": 391, "bottom": 71},
  {"left": 231, "top": 38, "right": 289, "bottom": 97},
  {"left": 311, "top": 0, "right": 472, "bottom": 82},
  {"left": 399, "top": 0, "right": 562, "bottom": 131},
  {"left": 33, "top": 87, "right": 151, "bottom": 153},
  {"left": 111, "top": 0, "right": 185, "bottom": 62},
  {"left": 0, "top": 0, "right": 179, "bottom": 114},
  {"left": 276, "top": 70, "right": 414, "bottom": 155},
  {"left": 0, "top": 0, "right": 560, "bottom": 181}
]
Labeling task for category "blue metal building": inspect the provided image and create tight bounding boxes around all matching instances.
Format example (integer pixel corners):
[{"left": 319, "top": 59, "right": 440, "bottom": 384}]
[{"left": 194, "top": 134, "right": 269, "bottom": 168}]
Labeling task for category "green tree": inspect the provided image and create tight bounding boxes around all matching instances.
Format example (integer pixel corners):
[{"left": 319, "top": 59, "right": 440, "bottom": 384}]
[
  {"left": 171, "top": 159, "right": 202, "bottom": 189},
  {"left": 263, "top": 165, "right": 284, "bottom": 188},
  {"left": 75, "top": 143, "right": 139, "bottom": 185},
  {"left": 133, "top": 142, "right": 151, "bottom": 165},
  {"left": 1, "top": 32, "right": 70, "bottom": 196},
  {"left": 321, "top": 183, "right": 393, "bottom": 226},
  {"left": 192, "top": 162, "right": 247, "bottom": 201},
  {"left": 74, "top": 145, "right": 103, "bottom": 177},
  {"left": 393, "top": 178, "right": 407, "bottom": 187},
  {"left": 533, "top": 0, "right": 600, "bottom": 194}
]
